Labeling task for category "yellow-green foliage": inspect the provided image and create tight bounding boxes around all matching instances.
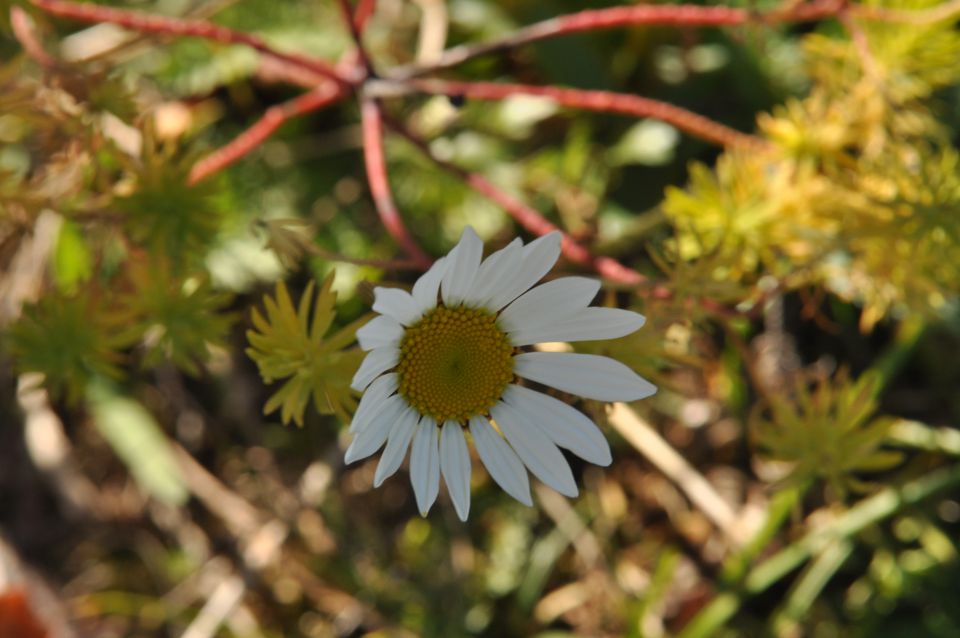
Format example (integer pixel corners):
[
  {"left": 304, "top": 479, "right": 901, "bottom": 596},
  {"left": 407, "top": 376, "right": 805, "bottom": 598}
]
[
  {"left": 750, "top": 370, "right": 904, "bottom": 498},
  {"left": 662, "top": 0, "right": 960, "bottom": 329},
  {"left": 245, "top": 274, "right": 367, "bottom": 426}
]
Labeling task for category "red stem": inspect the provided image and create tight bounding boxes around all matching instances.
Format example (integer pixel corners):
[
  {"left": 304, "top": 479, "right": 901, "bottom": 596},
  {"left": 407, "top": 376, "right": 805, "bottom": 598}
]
[
  {"left": 353, "top": 0, "right": 377, "bottom": 32},
  {"left": 545, "top": 3, "right": 750, "bottom": 31},
  {"left": 30, "top": 0, "right": 348, "bottom": 86},
  {"left": 407, "top": 79, "right": 768, "bottom": 150},
  {"left": 384, "top": 117, "right": 647, "bottom": 285},
  {"left": 189, "top": 83, "right": 347, "bottom": 184},
  {"left": 360, "top": 99, "right": 432, "bottom": 267},
  {"left": 335, "top": 0, "right": 372, "bottom": 76},
  {"left": 388, "top": 0, "right": 846, "bottom": 79},
  {"left": 465, "top": 172, "right": 647, "bottom": 285}
]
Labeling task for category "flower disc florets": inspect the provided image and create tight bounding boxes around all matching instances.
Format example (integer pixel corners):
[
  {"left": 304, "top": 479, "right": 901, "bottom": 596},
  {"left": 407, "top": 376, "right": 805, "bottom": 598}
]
[{"left": 397, "top": 305, "right": 513, "bottom": 423}]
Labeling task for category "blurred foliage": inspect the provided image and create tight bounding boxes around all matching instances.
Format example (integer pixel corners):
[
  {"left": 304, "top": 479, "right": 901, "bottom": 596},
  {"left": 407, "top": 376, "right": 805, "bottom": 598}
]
[
  {"left": 86, "top": 379, "right": 189, "bottom": 506},
  {"left": 8, "top": 288, "right": 134, "bottom": 403},
  {"left": 750, "top": 369, "right": 904, "bottom": 498},
  {"left": 114, "top": 133, "right": 228, "bottom": 269},
  {"left": 0, "top": 0, "right": 959, "bottom": 637},
  {"left": 118, "top": 257, "right": 235, "bottom": 375}
]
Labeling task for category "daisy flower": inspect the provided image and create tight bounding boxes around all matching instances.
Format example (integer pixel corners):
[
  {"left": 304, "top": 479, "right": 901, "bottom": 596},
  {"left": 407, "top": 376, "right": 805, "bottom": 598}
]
[{"left": 348, "top": 227, "right": 656, "bottom": 520}]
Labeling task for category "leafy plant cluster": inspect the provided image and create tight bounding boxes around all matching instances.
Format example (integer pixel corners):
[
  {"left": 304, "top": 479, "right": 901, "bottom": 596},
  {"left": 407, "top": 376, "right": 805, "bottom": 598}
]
[
  {"left": 664, "top": 0, "right": 960, "bottom": 329},
  {"left": 0, "top": 0, "right": 958, "bottom": 636}
]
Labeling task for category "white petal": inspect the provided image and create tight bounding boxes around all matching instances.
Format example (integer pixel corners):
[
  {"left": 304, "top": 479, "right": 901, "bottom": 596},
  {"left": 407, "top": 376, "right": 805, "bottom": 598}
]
[
  {"left": 503, "top": 385, "right": 611, "bottom": 466},
  {"left": 469, "top": 416, "right": 532, "bottom": 506},
  {"left": 490, "top": 402, "right": 578, "bottom": 497},
  {"left": 486, "top": 231, "right": 563, "bottom": 310},
  {"left": 373, "top": 407, "right": 419, "bottom": 487},
  {"left": 372, "top": 287, "right": 421, "bottom": 325},
  {"left": 440, "top": 421, "right": 472, "bottom": 521},
  {"left": 349, "top": 373, "right": 397, "bottom": 433},
  {"left": 356, "top": 315, "right": 404, "bottom": 351},
  {"left": 498, "top": 277, "right": 600, "bottom": 334},
  {"left": 344, "top": 394, "right": 406, "bottom": 464},
  {"left": 514, "top": 352, "right": 657, "bottom": 402},
  {"left": 411, "top": 257, "right": 446, "bottom": 314},
  {"left": 410, "top": 418, "right": 441, "bottom": 516},
  {"left": 441, "top": 226, "right": 483, "bottom": 306},
  {"left": 509, "top": 307, "right": 646, "bottom": 347},
  {"left": 466, "top": 238, "right": 522, "bottom": 306},
  {"left": 350, "top": 346, "right": 399, "bottom": 392}
]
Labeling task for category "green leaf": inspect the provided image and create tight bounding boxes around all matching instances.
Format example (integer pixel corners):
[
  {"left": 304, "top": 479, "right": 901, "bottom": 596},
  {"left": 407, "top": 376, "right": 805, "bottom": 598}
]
[
  {"left": 86, "top": 380, "right": 189, "bottom": 506},
  {"left": 52, "top": 219, "right": 93, "bottom": 295}
]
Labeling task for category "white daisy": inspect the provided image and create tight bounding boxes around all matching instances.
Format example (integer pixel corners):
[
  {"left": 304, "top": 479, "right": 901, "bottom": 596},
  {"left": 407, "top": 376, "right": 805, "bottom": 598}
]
[{"left": 348, "top": 227, "right": 656, "bottom": 520}]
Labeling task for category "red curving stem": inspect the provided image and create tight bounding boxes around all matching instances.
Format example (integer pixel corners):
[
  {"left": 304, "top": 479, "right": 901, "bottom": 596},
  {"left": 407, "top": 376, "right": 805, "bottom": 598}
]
[
  {"left": 407, "top": 79, "right": 770, "bottom": 151},
  {"left": 189, "top": 82, "right": 348, "bottom": 184},
  {"left": 384, "top": 117, "right": 648, "bottom": 286},
  {"left": 30, "top": 0, "right": 348, "bottom": 86},
  {"left": 360, "top": 99, "right": 432, "bottom": 268},
  {"left": 387, "top": 0, "right": 850, "bottom": 79},
  {"left": 353, "top": 0, "right": 377, "bottom": 32}
]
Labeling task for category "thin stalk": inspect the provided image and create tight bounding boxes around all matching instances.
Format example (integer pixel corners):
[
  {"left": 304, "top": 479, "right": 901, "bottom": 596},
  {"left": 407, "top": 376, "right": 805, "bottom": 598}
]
[
  {"left": 31, "top": 0, "right": 347, "bottom": 85},
  {"left": 388, "top": 0, "right": 846, "bottom": 79},
  {"left": 359, "top": 99, "right": 432, "bottom": 267},
  {"left": 189, "top": 83, "right": 347, "bottom": 184},
  {"left": 405, "top": 79, "right": 769, "bottom": 151}
]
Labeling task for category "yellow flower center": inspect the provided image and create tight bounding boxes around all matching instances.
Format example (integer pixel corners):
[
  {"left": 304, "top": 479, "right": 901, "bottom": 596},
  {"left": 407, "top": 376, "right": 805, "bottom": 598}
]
[{"left": 396, "top": 305, "right": 514, "bottom": 423}]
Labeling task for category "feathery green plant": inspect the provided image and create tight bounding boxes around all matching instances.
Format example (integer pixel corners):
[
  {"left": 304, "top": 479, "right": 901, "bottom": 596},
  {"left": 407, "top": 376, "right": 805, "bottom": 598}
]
[
  {"left": 245, "top": 273, "right": 367, "bottom": 426},
  {"left": 8, "top": 290, "right": 137, "bottom": 403},
  {"left": 119, "top": 258, "right": 235, "bottom": 375},
  {"left": 750, "top": 370, "right": 904, "bottom": 498},
  {"left": 114, "top": 130, "right": 228, "bottom": 270}
]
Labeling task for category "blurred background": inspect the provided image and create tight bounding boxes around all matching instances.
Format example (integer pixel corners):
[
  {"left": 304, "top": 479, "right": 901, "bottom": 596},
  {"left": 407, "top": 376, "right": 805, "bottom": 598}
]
[{"left": 1, "top": 0, "right": 960, "bottom": 636}]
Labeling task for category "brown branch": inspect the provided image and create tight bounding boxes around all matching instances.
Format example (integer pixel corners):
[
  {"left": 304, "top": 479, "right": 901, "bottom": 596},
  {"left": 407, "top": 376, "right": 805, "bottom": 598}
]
[
  {"left": 384, "top": 117, "right": 647, "bottom": 285},
  {"left": 359, "top": 99, "right": 432, "bottom": 267},
  {"left": 30, "top": 0, "right": 349, "bottom": 86},
  {"left": 189, "top": 82, "right": 347, "bottom": 184},
  {"left": 388, "top": 0, "right": 845, "bottom": 80},
  {"left": 10, "top": 6, "right": 59, "bottom": 68},
  {"left": 405, "top": 78, "right": 769, "bottom": 150}
]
